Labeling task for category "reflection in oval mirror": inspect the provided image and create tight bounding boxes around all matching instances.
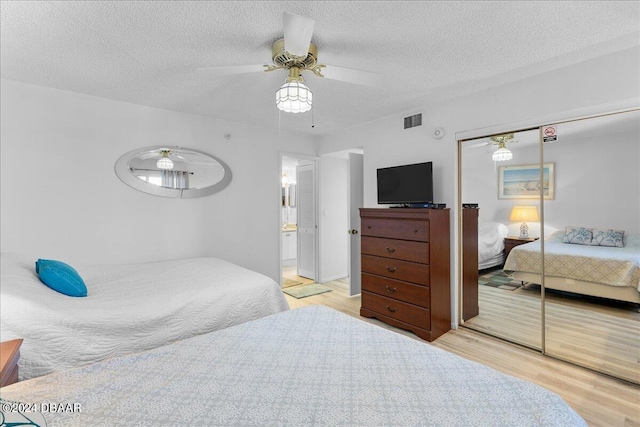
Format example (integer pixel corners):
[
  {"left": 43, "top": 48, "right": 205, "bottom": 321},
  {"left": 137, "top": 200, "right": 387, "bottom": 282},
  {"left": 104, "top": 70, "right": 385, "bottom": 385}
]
[{"left": 115, "top": 146, "right": 232, "bottom": 198}]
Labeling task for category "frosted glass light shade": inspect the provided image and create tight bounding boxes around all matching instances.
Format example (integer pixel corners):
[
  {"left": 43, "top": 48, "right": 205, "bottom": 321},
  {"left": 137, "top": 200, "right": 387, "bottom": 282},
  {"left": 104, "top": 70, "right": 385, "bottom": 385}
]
[
  {"left": 157, "top": 157, "right": 174, "bottom": 170},
  {"left": 275, "top": 81, "right": 312, "bottom": 113},
  {"left": 492, "top": 143, "right": 513, "bottom": 161}
]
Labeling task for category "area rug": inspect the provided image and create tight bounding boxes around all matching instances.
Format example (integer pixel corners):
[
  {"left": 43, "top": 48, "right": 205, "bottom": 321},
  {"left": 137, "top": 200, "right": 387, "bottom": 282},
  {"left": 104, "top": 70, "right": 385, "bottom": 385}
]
[
  {"left": 282, "top": 278, "right": 303, "bottom": 289},
  {"left": 283, "top": 283, "right": 333, "bottom": 299},
  {"left": 479, "top": 269, "right": 522, "bottom": 291}
]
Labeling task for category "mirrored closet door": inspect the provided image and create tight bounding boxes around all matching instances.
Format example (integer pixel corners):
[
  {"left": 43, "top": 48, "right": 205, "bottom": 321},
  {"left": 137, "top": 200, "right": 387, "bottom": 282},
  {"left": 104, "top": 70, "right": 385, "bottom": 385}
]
[
  {"left": 460, "top": 108, "right": 640, "bottom": 385},
  {"left": 460, "top": 128, "right": 543, "bottom": 350},
  {"left": 542, "top": 109, "right": 640, "bottom": 384}
]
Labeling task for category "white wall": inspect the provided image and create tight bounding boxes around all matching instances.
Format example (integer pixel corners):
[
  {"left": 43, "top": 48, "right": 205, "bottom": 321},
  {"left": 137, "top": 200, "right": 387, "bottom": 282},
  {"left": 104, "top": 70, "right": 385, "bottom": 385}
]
[
  {"left": 0, "top": 79, "right": 317, "bottom": 282},
  {"left": 318, "top": 156, "right": 349, "bottom": 282},
  {"left": 317, "top": 46, "right": 640, "bottom": 325}
]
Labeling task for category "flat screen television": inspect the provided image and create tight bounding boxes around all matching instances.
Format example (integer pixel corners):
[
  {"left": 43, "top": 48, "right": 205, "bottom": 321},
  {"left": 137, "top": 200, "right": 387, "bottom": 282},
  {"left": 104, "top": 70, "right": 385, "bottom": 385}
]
[{"left": 377, "top": 161, "right": 433, "bottom": 205}]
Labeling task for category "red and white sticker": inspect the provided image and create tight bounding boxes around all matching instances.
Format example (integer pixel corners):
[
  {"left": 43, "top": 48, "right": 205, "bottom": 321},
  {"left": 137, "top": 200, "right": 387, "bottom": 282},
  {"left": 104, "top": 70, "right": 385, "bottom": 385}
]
[{"left": 543, "top": 125, "right": 557, "bottom": 142}]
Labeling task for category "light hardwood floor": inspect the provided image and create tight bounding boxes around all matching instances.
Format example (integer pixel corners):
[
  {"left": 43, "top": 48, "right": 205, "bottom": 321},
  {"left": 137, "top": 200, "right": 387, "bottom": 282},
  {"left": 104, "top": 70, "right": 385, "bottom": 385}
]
[
  {"left": 284, "top": 280, "right": 640, "bottom": 427},
  {"left": 464, "top": 283, "right": 640, "bottom": 384},
  {"left": 282, "top": 265, "right": 314, "bottom": 286}
]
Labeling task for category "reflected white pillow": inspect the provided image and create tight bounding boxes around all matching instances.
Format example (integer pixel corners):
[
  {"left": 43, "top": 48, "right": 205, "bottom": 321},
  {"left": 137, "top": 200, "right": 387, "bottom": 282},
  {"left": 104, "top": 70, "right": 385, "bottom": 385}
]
[
  {"left": 591, "top": 229, "right": 624, "bottom": 247},
  {"left": 561, "top": 226, "right": 593, "bottom": 245}
]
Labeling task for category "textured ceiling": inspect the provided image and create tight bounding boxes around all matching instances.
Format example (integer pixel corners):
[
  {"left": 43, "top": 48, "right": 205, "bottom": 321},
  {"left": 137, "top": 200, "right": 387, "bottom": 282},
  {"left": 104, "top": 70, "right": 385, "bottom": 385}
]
[{"left": 1, "top": 1, "right": 638, "bottom": 136}]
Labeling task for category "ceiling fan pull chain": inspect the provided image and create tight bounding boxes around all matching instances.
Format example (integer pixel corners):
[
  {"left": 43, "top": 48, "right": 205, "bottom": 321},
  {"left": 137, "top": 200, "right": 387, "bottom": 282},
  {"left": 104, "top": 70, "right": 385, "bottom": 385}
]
[{"left": 311, "top": 105, "right": 315, "bottom": 129}]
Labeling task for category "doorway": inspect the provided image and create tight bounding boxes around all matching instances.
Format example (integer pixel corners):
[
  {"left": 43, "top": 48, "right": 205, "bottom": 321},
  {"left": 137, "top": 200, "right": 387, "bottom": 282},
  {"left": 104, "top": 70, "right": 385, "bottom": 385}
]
[{"left": 280, "top": 155, "right": 318, "bottom": 288}]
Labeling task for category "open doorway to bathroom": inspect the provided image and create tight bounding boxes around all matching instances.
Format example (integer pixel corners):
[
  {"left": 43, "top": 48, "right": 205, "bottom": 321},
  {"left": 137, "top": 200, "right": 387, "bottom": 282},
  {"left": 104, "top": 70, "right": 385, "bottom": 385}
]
[{"left": 281, "top": 155, "right": 317, "bottom": 290}]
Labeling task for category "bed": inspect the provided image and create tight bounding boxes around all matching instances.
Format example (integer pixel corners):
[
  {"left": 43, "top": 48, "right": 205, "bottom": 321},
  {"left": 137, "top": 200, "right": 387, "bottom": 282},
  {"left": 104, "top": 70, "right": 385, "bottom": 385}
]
[
  {"left": 0, "top": 305, "right": 586, "bottom": 426},
  {"left": 504, "top": 231, "right": 640, "bottom": 304},
  {"left": 0, "top": 253, "right": 289, "bottom": 381},
  {"left": 478, "top": 222, "right": 509, "bottom": 269}
]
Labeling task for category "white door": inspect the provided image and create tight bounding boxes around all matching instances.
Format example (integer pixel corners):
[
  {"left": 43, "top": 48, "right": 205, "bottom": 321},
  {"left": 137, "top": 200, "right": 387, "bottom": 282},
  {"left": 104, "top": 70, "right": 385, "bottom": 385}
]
[
  {"left": 297, "top": 162, "right": 316, "bottom": 280},
  {"left": 348, "top": 152, "right": 364, "bottom": 296}
]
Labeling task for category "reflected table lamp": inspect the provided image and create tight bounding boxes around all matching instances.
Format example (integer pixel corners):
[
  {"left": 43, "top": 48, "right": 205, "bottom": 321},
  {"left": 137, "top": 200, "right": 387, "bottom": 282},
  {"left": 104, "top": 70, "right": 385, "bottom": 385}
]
[{"left": 510, "top": 206, "right": 539, "bottom": 238}]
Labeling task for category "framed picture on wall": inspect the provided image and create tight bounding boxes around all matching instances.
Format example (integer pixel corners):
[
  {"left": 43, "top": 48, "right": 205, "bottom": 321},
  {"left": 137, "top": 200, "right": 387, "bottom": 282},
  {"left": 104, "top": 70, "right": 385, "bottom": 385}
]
[{"left": 498, "top": 163, "right": 555, "bottom": 200}]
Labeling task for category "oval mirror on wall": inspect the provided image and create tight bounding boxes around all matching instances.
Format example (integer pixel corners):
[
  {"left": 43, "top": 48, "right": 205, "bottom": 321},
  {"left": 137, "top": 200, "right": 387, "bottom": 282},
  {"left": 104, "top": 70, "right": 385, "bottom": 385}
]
[{"left": 115, "top": 146, "right": 232, "bottom": 198}]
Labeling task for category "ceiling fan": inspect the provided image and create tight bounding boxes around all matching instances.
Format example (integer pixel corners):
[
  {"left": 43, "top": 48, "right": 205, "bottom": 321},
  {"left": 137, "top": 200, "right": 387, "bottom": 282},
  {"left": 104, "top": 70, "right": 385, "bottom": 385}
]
[
  {"left": 197, "top": 12, "right": 385, "bottom": 113},
  {"left": 136, "top": 148, "right": 188, "bottom": 170},
  {"left": 463, "top": 133, "right": 519, "bottom": 162}
]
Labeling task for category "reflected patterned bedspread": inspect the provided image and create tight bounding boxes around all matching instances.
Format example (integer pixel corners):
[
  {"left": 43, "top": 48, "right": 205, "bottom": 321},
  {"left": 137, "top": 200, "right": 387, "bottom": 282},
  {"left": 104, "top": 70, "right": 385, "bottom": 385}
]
[
  {"left": 504, "top": 231, "right": 640, "bottom": 291},
  {"left": 1, "top": 306, "right": 586, "bottom": 426}
]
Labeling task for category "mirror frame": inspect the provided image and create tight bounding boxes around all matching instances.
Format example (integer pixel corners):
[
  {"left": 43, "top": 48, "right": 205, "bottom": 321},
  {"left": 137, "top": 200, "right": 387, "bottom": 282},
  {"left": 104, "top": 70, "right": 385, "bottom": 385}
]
[{"left": 115, "top": 145, "right": 232, "bottom": 198}]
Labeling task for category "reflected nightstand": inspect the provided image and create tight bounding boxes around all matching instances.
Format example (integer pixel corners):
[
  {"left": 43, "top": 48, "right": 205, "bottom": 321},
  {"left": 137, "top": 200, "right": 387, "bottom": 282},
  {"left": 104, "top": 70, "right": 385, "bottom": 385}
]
[
  {"left": 504, "top": 236, "right": 539, "bottom": 260},
  {"left": 0, "top": 339, "right": 23, "bottom": 387}
]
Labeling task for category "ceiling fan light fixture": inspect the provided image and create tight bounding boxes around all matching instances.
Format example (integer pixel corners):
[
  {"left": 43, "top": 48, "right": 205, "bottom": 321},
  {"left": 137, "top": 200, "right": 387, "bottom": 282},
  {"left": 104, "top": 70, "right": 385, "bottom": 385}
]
[
  {"left": 157, "top": 150, "right": 174, "bottom": 170},
  {"left": 276, "top": 80, "right": 313, "bottom": 113},
  {"left": 492, "top": 141, "right": 513, "bottom": 162}
]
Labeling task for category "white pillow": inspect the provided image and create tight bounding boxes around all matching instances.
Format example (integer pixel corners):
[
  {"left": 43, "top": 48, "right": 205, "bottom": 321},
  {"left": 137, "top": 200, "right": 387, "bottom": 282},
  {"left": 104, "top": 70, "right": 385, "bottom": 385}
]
[{"left": 591, "top": 229, "right": 624, "bottom": 247}]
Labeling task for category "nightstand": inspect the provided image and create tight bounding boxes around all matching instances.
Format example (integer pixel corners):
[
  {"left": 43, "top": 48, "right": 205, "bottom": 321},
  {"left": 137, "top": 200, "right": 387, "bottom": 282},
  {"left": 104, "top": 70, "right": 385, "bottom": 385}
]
[
  {"left": 0, "top": 339, "right": 23, "bottom": 387},
  {"left": 504, "top": 236, "right": 539, "bottom": 260}
]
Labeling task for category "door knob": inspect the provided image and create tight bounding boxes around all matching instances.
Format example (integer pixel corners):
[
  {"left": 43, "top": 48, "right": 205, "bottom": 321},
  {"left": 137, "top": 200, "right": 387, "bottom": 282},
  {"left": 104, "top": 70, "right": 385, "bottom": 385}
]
[{"left": 349, "top": 229, "right": 359, "bottom": 235}]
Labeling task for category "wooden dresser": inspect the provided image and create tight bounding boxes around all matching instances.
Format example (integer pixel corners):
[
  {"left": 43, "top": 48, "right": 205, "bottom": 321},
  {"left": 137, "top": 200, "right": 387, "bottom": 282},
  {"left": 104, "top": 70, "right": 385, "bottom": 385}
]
[{"left": 359, "top": 208, "right": 450, "bottom": 341}]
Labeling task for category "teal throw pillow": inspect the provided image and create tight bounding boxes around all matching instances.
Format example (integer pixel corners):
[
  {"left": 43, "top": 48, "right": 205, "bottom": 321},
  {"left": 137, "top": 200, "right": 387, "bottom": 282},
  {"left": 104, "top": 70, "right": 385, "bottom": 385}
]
[{"left": 35, "top": 259, "right": 87, "bottom": 297}]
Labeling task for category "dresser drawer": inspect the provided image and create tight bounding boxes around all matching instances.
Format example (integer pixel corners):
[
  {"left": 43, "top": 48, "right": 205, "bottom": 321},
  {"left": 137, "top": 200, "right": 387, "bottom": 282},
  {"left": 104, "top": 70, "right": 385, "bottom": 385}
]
[
  {"left": 361, "top": 217, "right": 429, "bottom": 242},
  {"left": 361, "top": 236, "right": 428, "bottom": 263},
  {"left": 362, "top": 273, "right": 430, "bottom": 308},
  {"left": 362, "top": 291, "right": 431, "bottom": 330},
  {"left": 362, "top": 255, "right": 430, "bottom": 285}
]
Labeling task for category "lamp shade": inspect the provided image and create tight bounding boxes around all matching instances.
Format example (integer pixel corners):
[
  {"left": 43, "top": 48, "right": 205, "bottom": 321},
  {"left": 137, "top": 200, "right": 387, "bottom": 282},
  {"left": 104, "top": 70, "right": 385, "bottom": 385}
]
[
  {"left": 275, "top": 80, "right": 312, "bottom": 113},
  {"left": 510, "top": 206, "right": 540, "bottom": 222},
  {"left": 157, "top": 157, "right": 174, "bottom": 170},
  {"left": 492, "top": 142, "right": 513, "bottom": 161}
]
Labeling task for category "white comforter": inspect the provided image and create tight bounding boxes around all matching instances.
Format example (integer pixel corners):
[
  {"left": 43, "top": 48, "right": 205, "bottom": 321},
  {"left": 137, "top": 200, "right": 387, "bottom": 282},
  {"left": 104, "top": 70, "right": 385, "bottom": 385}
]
[
  {"left": 478, "top": 222, "right": 508, "bottom": 268},
  {"left": 0, "top": 306, "right": 586, "bottom": 426},
  {"left": 0, "top": 254, "right": 289, "bottom": 380}
]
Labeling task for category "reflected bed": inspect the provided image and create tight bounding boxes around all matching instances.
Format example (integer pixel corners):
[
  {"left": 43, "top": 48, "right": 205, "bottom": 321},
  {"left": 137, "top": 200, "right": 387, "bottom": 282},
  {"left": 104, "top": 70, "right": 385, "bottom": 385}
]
[
  {"left": 478, "top": 222, "right": 509, "bottom": 269},
  {"left": 504, "top": 231, "right": 640, "bottom": 304}
]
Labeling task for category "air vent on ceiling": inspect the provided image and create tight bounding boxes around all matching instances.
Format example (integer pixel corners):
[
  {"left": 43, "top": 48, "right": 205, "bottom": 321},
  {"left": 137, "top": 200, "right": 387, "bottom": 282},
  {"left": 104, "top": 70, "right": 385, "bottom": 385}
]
[{"left": 404, "top": 113, "right": 422, "bottom": 129}]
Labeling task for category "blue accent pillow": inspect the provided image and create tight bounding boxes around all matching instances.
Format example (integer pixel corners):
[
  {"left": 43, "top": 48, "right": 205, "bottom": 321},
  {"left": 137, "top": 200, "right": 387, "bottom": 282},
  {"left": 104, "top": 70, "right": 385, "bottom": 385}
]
[{"left": 35, "top": 259, "right": 87, "bottom": 297}]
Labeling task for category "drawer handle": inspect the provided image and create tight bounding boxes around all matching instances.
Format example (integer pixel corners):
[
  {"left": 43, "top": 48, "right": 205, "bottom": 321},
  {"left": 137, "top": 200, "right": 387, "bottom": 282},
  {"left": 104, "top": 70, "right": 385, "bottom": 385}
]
[
  {"left": 386, "top": 266, "right": 396, "bottom": 273},
  {"left": 386, "top": 305, "right": 397, "bottom": 313},
  {"left": 385, "top": 286, "right": 397, "bottom": 294},
  {"left": 367, "top": 225, "right": 372, "bottom": 229},
  {"left": 414, "top": 229, "right": 419, "bottom": 233},
  {"left": 385, "top": 247, "right": 396, "bottom": 253}
]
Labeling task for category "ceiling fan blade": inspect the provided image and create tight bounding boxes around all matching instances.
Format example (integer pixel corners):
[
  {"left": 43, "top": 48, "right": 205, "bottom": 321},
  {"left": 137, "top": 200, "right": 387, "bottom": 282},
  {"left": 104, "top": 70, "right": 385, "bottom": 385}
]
[
  {"left": 283, "top": 12, "right": 314, "bottom": 57},
  {"left": 319, "top": 65, "right": 385, "bottom": 87},
  {"left": 196, "top": 64, "right": 266, "bottom": 76},
  {"left": 138, "top": 152, "right": 160, "bottom": 160},
  {"left": 462, "top": 140, "right": 492, "bottom": 149}
]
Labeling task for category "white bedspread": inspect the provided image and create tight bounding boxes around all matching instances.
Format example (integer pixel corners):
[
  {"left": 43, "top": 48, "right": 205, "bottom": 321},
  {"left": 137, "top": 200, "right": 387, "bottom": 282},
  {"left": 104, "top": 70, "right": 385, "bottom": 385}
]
[
  {"left": 0, "top": 254, "right": 289, "bottom": 380},
  {"left": 504, "top": 231, "right": 640, "bottom": 290},
  {"left": 0, "top": 306, "right": 586, "bottom": 427},
  {"left": 478, "top": 222, "right": 508, "bottom": 269}
]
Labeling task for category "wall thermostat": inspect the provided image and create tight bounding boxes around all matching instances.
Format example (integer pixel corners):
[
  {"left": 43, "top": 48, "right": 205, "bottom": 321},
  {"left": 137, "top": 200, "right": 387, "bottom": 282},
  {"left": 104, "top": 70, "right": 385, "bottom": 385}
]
[{"left": 432, "top": 128, "right": 445, "bottom": 139}]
